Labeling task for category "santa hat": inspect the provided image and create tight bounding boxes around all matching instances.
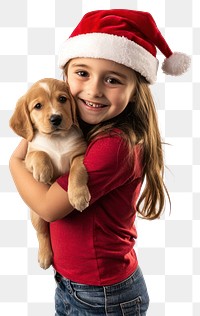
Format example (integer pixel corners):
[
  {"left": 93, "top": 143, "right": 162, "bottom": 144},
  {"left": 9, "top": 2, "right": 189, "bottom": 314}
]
[{"left": 58, "top": 9, "right": 191, "bottom": 84}]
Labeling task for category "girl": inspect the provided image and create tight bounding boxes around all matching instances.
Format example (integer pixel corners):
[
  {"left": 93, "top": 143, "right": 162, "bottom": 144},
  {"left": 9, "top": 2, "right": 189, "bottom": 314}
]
[{"left": 10, "top": 9, "right": 190, "bottom": 316}]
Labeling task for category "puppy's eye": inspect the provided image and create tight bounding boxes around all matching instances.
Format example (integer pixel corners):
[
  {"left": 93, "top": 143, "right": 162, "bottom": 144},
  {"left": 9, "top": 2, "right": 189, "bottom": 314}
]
[
  {"left": 34, "top": 103, "right": 42, "bottom": 110},
  {"left": 59, "top": 96, "right": 67, "bottom": 103}
]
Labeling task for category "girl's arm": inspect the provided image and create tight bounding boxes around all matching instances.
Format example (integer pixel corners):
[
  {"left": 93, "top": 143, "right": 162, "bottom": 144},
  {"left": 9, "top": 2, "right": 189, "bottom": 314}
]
[{"left": 9, "top": 139, "right": 74, "bottom": 222}]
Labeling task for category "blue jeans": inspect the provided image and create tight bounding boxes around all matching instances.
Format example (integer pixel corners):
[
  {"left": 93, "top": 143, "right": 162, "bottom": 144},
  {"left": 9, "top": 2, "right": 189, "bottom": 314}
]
[{"left": 54, "top": 266, "right": 149, "bottom": 315}]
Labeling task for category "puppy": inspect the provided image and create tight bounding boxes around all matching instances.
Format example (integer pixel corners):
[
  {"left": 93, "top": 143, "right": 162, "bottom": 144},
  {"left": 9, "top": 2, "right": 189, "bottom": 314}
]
[{"left": 10, "top": 78, "right": 90, "bottom": 269}]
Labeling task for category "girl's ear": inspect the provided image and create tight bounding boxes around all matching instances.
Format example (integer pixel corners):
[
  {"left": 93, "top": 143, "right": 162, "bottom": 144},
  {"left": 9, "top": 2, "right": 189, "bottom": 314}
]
[{"left": 10, "top": 95, "right": 34, "bottom": 141}]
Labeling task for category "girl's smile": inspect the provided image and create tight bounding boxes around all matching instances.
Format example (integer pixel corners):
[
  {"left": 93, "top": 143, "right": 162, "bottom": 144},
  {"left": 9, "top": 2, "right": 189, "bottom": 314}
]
[
  {"left": 82, "top": 99, "right": 107, "bottom": 109},
  {"left": 66, "top": 58, "right": 136, "bottom": 124}
]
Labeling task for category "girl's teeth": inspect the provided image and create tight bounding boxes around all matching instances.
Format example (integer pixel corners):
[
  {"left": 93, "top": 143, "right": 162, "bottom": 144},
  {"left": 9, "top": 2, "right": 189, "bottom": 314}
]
[{"left": 85, "top": 100, "right": 103, "bottom": 108}]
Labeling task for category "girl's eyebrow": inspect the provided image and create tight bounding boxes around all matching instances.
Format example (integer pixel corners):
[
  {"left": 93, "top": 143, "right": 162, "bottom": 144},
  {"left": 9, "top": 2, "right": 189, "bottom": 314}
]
[
  {"left": 71, "top": 63, "right": 89, "bottom": 68},
  {"left": 71, "top": 63, "right": 128, "bottom": 80}
]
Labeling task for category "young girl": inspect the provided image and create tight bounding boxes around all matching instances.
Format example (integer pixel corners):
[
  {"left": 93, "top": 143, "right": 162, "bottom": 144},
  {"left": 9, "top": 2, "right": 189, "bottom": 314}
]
[{"left": 10, "top": 9, "right": 190, "bottom": 316}]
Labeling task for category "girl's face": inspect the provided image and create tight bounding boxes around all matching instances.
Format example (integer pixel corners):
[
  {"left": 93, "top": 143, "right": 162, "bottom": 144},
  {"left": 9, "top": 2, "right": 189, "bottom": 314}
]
[{"left": 66, "top": 58, "right": 136, "bottom": 124}]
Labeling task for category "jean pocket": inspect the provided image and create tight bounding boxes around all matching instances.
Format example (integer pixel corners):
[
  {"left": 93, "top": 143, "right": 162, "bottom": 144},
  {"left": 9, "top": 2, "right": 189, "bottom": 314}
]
[
  {"left": 120, "top": 296, "right": 142, "bottom": 316},
  {"left": 74, "top": 290, "right": 104, "bottom": 308}
]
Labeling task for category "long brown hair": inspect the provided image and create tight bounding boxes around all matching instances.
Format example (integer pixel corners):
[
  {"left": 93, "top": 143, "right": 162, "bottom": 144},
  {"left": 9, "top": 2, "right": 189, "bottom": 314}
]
[{"left": 132, "top": 73, "right": 170, "bottom": 219}]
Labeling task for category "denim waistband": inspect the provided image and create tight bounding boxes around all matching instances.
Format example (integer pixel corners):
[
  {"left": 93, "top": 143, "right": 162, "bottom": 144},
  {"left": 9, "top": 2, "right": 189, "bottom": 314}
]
[{"left": 55, "top": 266, "right": 140, "bottom": 292}]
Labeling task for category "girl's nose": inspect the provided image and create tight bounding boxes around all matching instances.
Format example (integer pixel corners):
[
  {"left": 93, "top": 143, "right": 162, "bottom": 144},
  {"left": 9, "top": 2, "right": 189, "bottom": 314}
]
[{"left": 86, "top": 80, "right": 103, "bottom": 98}]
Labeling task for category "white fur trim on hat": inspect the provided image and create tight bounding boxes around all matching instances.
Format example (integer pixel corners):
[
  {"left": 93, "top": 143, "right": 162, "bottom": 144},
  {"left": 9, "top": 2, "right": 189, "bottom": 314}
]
[
  {"left": 58, "top": 33, "right": 159, "bottom": 84},
  {"left": 162, "top": 52, "right": 191, "bottom": 76}
]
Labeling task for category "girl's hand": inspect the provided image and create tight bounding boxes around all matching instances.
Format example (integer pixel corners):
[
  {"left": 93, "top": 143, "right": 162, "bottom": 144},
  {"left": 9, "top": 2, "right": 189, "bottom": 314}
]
[{"left": 10, "top": 139, "right": 28, "bottom": 161}]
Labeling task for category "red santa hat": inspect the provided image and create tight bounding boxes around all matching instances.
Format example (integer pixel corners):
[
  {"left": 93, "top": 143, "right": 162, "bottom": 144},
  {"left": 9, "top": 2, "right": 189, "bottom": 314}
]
[{"left": 58, "top": 9, "right": 191, "bottom": 84}]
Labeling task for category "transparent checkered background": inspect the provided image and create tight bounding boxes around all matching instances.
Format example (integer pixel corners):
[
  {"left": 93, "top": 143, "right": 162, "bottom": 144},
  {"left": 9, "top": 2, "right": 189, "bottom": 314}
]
[{"left": 0, "top": 0, "right": 199, "bottom": 315}]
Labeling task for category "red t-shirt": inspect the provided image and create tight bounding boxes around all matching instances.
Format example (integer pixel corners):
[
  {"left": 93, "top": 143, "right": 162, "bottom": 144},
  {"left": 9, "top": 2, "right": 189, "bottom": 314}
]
[{"left": 50, "top": 130, "right": 143, "bottom": 286}]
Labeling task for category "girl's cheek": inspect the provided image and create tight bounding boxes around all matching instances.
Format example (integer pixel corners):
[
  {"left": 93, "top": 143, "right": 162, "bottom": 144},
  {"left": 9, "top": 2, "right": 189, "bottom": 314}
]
[{"left": 67, "top": 84, "right": 76, "bottom": 96}]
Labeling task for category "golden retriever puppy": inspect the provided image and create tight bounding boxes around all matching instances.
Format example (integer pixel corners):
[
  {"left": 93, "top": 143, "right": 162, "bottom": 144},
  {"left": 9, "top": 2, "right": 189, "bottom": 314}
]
[{"left": 10, "top": 78, "right": 90, "bottom": 269}]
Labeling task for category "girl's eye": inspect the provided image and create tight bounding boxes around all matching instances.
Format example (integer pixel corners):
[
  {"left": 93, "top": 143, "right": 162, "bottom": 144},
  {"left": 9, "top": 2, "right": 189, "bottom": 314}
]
[
  {"left": 58, "top": 96, "right": 67, "bottom": 103},
  {"left": 106, "top": 77, "right": 121, "bottom": 85},
  {"left": 76, "top": 71, "right": 88, "bottom": 77},
  {"left": 34, "top": 103, "right": 42, "bottom": 110}
]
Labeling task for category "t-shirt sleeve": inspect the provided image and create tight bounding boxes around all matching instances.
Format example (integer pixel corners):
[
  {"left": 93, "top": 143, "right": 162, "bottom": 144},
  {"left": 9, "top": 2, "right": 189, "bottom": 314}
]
[{"left": 57, "top": 134, "right": 142, "bottom": 205}]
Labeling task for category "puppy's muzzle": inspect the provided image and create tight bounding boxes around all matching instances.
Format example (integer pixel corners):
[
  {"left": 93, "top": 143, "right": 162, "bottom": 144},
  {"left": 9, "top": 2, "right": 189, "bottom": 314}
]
[{"left": 50, "top": 114, "right": 62, "bottom": 127}]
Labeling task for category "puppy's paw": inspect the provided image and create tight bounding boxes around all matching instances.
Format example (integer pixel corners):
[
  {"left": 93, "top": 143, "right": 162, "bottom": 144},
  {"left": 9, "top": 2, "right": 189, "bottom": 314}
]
[
  {"left": 33, "top": 163, "right": 54, "bottom": 184},
  {"left": 38, "top": 249, "right": 53, "bottom": 270},
  {"left": 26, "top": 152, "right": 54, "bottom": 184},
  {"left": 68, "top": 186, "right": 91, "bottom": 212}
]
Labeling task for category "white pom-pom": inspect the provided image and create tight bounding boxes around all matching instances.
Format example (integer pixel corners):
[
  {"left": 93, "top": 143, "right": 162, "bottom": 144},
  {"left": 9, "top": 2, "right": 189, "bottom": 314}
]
[{"left": 162, "top": 52, "right": 191, "bottom": 76}]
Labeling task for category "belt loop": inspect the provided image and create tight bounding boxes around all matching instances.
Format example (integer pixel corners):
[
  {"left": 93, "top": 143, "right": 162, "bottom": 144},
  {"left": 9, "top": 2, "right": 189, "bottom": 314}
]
[
  {"left": 103, "top": 286, "right": 109, "bottom": 316},
  {"left": 66, "top": 279, "right": 73, "bottom": 295}
]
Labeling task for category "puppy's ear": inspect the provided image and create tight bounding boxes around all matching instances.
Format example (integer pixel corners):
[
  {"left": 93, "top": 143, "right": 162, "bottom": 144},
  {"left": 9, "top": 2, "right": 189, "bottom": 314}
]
[
  {"left": 69, "top": 94, "right": 79, "bottom": 127},
  {"left": 10, "top": 95, "right": 34, "bottom": 141}
]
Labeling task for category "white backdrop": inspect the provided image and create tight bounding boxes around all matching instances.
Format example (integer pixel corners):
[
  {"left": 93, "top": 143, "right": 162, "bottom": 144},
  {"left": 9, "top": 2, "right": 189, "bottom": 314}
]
[{"left": 0, "top": 0, "right": 198, "bottom": 315}]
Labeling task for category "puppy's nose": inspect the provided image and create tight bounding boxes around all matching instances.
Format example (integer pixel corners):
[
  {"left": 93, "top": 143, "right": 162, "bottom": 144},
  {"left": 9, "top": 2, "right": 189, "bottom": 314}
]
[{"left": 50, "top": 114, "right": 62, "bottom": 126}]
